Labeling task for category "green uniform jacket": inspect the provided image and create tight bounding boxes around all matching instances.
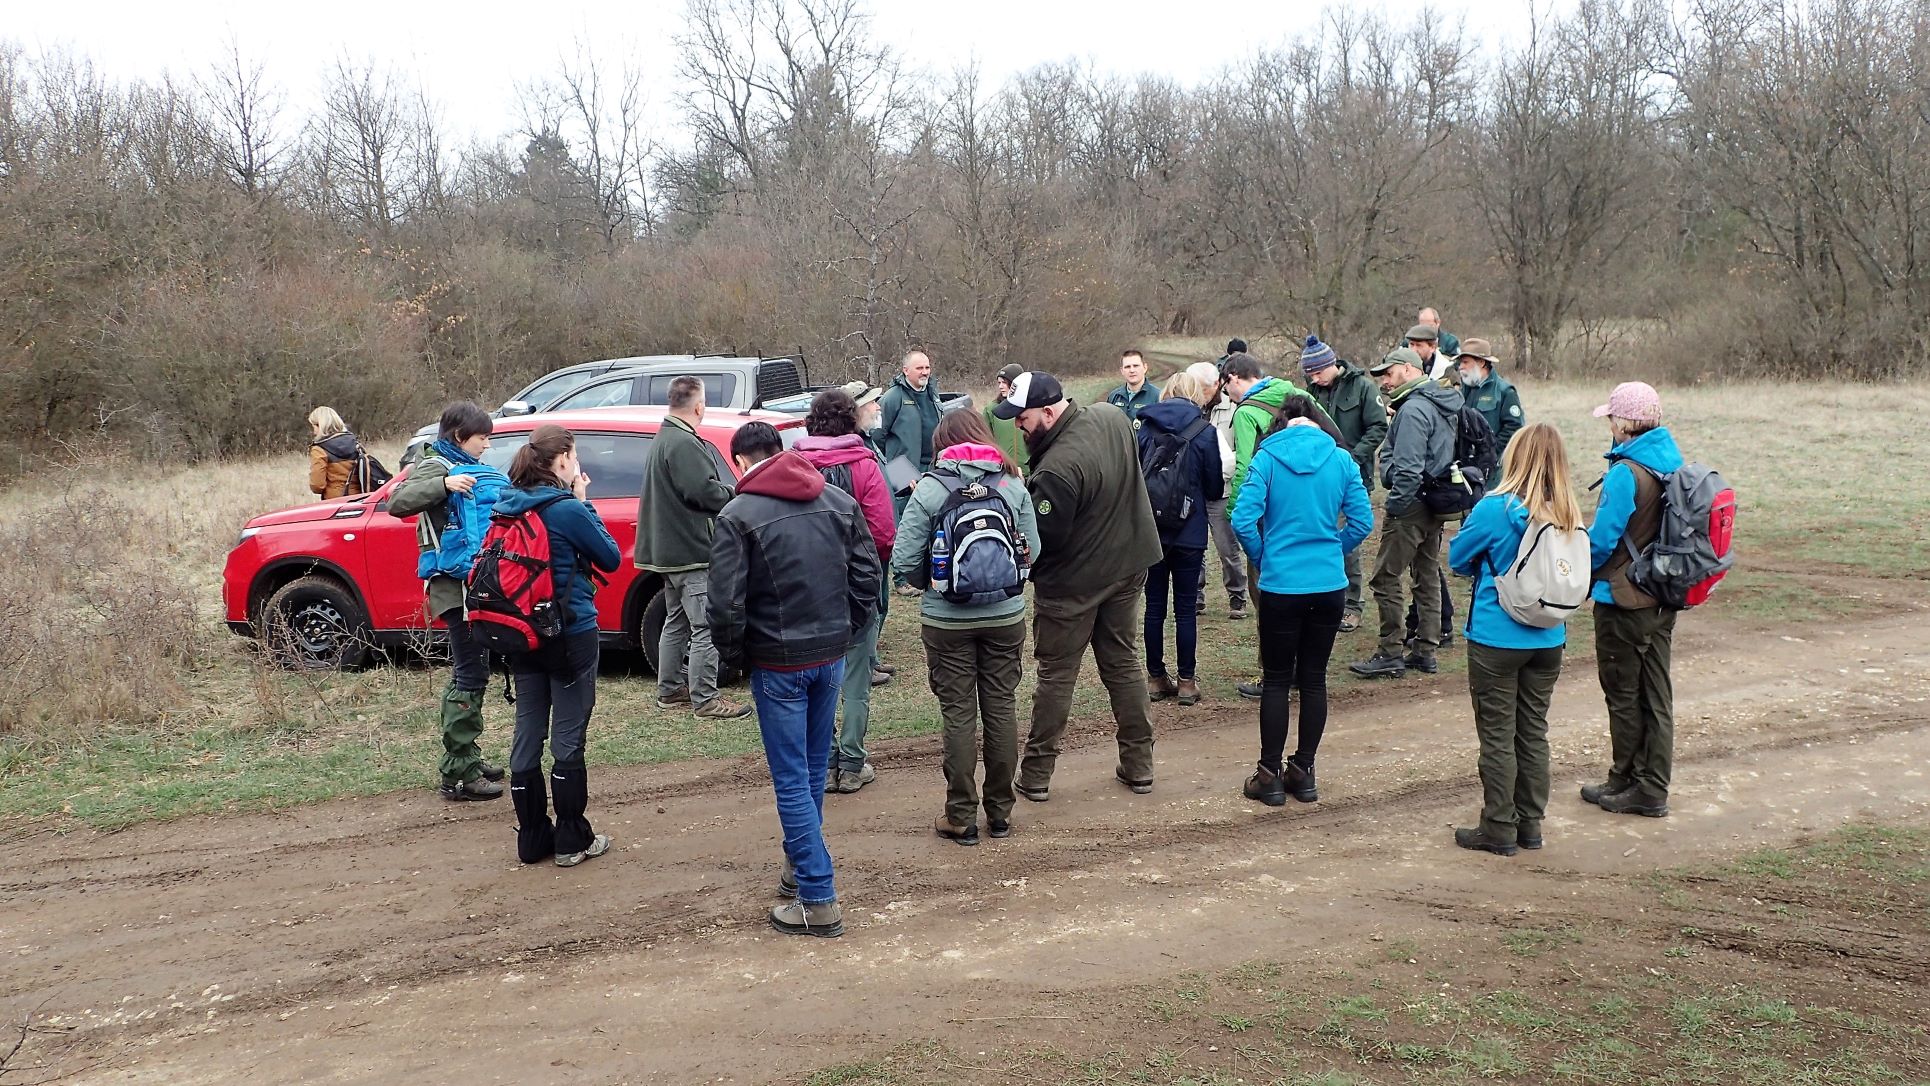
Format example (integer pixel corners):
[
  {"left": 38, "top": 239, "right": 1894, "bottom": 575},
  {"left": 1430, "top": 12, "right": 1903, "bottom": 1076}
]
[
  {"left": 1438, "top": 329, "right": 1461, "bottom": 358},
  {"left": 1460, "top": 370, "right": 1524, "bottom": 449},
  {"left": 1308, "top": 362, "right": 1389, "bottom": 491},
  {"left": 387, "top": 454, "right": 468, "bottom": 617},
  {"left": 1228, "top": 378, "right": 1337, "bottom": 507},
  {"left": 634, "top": 415, "right": 734, "bottom": 572},
  {"left": 983, "top": 399, "right": 1029, "bottom": 473},
  {"left": 1024, "top": 400, "right": 1163, "bottom": 598},
  {"left": 876, "top": 375, "right": 941, "bottom": 471},
  {"left": 1105, "top": 382, "right": 1161, "bottom": 422}
]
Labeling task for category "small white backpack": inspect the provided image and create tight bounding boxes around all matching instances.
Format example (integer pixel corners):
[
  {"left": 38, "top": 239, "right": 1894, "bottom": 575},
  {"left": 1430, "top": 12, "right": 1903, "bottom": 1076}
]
[{"left": 1495, "top": 518, "right": 1593, "bottom": 628}]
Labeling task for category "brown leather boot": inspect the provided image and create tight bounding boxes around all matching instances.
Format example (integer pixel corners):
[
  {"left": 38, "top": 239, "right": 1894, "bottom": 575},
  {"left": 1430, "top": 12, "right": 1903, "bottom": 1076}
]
[
  {"left": 1176, "top": 678, "right": 1201, "bottom": 706},
  {"left": 1147, "top": 674, "right": 1178, "bottom": 701}
]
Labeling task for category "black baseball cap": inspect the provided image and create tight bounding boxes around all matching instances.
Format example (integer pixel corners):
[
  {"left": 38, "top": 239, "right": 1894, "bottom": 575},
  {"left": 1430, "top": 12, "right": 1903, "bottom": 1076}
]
[{"left": 990, "top": 371, "right": 1065, "bottom": 419}]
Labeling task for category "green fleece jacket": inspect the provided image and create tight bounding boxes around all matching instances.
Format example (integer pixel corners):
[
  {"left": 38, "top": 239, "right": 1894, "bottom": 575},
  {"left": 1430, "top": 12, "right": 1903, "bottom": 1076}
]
[
  {"left": 1229, "top": 378, "right": 1337, "bottom": 506},
  {"left": 634, "top": 415, "right": 734, "bottom": 572},
  {"left": 1023, "top": 400, "right": 1163, "bottom": 597},
  {"left": 876, "top": 375, "right": 941, "bottom": 471}
]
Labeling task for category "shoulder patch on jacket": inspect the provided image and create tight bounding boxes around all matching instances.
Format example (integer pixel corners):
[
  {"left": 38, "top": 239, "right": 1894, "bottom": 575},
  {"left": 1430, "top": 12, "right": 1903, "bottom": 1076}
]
[
  {"left": 1037, "top": 499, "right": 1053, "bottom": 516},
  {"left": 1509, "top": 404, "right": 1522, "bottom": 417}
]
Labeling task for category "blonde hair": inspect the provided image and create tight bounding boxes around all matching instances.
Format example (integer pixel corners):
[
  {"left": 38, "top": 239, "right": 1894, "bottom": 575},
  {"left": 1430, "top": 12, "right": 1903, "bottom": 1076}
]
[
  {"left": 308, "top": 406, "right": 347, "bottom": 438},
  {"left": 1494, "top": 423, "right": 1584, "bottom": 532},
  {"left": 1161, "top": 371, "right": 1210, "bottom": 406}
]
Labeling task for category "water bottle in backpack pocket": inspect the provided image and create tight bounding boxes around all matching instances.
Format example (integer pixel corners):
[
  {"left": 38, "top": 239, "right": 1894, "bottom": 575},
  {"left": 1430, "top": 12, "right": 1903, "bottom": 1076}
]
[{"left": 924, "top": 470, "right": 1026, "bottom": 605}]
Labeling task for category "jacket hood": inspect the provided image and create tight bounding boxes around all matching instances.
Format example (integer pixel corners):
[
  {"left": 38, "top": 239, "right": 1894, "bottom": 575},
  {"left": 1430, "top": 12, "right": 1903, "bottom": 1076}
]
[
  {"left": 1408, "top": 379, "right": 1465, "bottom": 417},
  {"left": 491, "top": 485, "right": 571, "bottom": 516},
  {"left": 1606, "top": 426, "right": 1683, "bottom": 474},
  {"left": 313, "top": 432, "right": 360, "bottom": 459},
  {"left": 1256, "top": 423, "right": 1341, "bottom": 474},
  {"left": 1138, "top": 398, "right": 1204, "bottom": 433},
  {"left": 1240, "top": 377, "right": 1293, "bottom": 410},
  {"left": 736, "top": 449, "right": 827, "bottom": 501},
  {"left": 794, "top": 433, "right": 874, "bottom": 466},
  {"left": 1334, "top": 359, "right": 1368, "bottom": 380}
]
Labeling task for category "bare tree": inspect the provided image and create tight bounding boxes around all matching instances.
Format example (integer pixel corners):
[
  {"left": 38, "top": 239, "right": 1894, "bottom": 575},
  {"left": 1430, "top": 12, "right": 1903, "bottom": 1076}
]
[
  {"left": 306, "top": 58, "right": 441, "bottom": 235},
  {"left": 201, "top": 35, "right": 282, "bottom": 198}
]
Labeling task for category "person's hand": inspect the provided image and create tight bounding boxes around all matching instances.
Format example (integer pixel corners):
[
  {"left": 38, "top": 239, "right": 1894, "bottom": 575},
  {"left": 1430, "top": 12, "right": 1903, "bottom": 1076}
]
[
  {"left": 572, "top": 473, "right": 591, "bottom": 500},
  {"left": 444, "top": 474, "right": 476, "bottom": 495}
]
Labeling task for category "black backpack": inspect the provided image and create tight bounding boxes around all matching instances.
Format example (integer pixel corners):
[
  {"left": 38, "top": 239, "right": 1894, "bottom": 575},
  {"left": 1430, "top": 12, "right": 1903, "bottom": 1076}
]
[
  {"left": 354, "top": 447, "right": 393, "bottom": 493},
  {"left": 1420, "top": 404, "right": 1499, "bottom": 515},
  {"left": 816, "top": 462, "right": 856, "bottom": 498},
  {"left": 1140, "top": 417, "right": 1211, "bottom": 533}
]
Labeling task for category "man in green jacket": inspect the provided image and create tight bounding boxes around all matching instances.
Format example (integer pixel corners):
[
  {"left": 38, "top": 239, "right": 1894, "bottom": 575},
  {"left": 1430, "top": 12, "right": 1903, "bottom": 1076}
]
[
  {"left": 996, "top": 372, "right": 1163, "bottom": 800},
  {"left": 983, "top": 363, "right": 1029, "bottom": 474},
  {"left": 1418, "top": 306, "right": 1460, "bottom": 361},
  {"left": 1454, "top": 338, "right": 1524, "bottom": 450},
  {"left": 1302, "top": 336, "right": 1388, "bottom": 630},
  {"left": 875, "top": 349, "right": 941, "bottom": 513},
  {"left": 636, "top": 376, "right": 749, "bottom": 719},
  {"left": 1105, "top": 349, "right": 1161, "bottom": 422},
  {"left": 1222, "top": 352, "right": 1339, "bottom": 508}
]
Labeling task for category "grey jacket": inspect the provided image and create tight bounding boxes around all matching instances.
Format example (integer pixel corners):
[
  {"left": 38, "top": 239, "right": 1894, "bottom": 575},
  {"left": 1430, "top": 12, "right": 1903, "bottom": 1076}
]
[{"left": 1379, "top": 378, "right": 1464, "bottom": 518}]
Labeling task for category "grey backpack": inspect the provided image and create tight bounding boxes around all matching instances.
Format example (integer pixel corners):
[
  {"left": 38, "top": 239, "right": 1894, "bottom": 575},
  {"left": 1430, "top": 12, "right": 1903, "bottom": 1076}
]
[{"left": 1494, "top": 519, "right": 1593, "bottom": 628}]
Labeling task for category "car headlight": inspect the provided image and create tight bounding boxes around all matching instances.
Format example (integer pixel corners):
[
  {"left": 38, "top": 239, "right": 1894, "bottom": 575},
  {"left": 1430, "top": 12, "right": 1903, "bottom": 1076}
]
[{"left": 236, "top": 526, "right": 261, "bottom": 545}]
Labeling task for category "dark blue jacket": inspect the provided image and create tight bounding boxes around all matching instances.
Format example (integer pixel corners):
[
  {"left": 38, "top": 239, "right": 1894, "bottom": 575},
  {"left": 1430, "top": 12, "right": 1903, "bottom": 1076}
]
[
  {"left": 492, "top": 486, "right": 622, "bottom": 636},
  {"left": 1135, "top": 398, "right": 1224, "bottom": 550}
]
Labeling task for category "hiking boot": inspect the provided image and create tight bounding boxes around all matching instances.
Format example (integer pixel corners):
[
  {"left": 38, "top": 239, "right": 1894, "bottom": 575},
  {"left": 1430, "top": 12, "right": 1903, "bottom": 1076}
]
[
  {"left": 477, "top": 760, "right": 506, "bottom": 783},
  {"left": 1598, "top": 787, "right": 1670, "bottom": 818},
  {"left": 830, "top": 764, "right": 876, "bottom": 794},
  {"left": 874, "top": 662, "right": 897, "bottom": 676},
  {"left": 870, "top": 668, "right": 892, "bottom": 687},
  {"left": 1147, "top": 674, "right": 1178, "bottom": 702},
  {"left": 1339, "top": 612, "right": 1361, "bottom": 633},
  {"left": 1243, "top": 764, "right": 1287, "bottom": 807},
  {"left": 1115, "top": 766, "right": 1153, "bottom": 795},
  {"left": 1227, "top": 596, "right": 1249, "bottom": 620},
  {"left": 1403, "top": 652, "right": 1439, "bottom": 675},
  {"left": 1016, "top": 782, "right": 1049, "bottom": 803},
  {"left": 655, "top": 685, "right": 691, "bottom": 709},
  {"left": 934, "top": 816, "right": 980, "bottom": 846},
  {"left": 1454, "top": 827, "right": 1518, "bottom": 857},
  {"left": 770, "top": 899, "right": 843, "bottom": 938},
  {"left": 1519, "top": 822, "right": 1544, "bottom": 850},
  {"left": 894, "top": 584, "right": 922, "bottom": 599},
  {"left": 1579, "top": 780, "right": 1627, "bottom": 806},
  {"left": 1284, "top": 759, "right": 1318, "bottom": 803},
  {"left": 555, "top": 834, "right": 611, "bottom": 868},
  {"left": 694, "top": 698, "right": 752, "bottom": 720},
  {"left": 441, "top": 776, "right": 504, "bottom": 802},
  {"left": 1176, "top": 678, "right": 1201, "bottom": 706},
  {"left": 987, "top": 818, "right": 1012, "bottom": 839},
  {"left": 1238, "top": 681, "right": 1264, "bottom": 700},
  {"left": 778, "top": 860, "right": 798, "bottom": 898},
  {"left": 1349, "top": 653, "right": 1408, "bottom": 679}
]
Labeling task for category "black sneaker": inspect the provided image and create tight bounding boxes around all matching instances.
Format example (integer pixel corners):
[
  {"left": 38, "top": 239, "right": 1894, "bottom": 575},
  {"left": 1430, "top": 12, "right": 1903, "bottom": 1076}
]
[
  {"left": 1579, "top": 780, "right": 1625, "bottom": 806},
  {"left": 987, "top": 818, "right": 1012, "bottom": 839},
  {"left": 1349, "top": 653, "right": 1407, "bottom": 679},
  {"left": 1228, "top": 596, "right": 1249, "bottom": 619},
  {"left": 1115, "top": 766, "right": 1153, "bottom": 795},
  {"left": 1519, "top": 825, "right": 1544, "bottom": 850},
  {"left": 1238, "top": 681, "right": 1264, "bottom": 700},
  {"left": 1598, "top": 788, "right": 1670, "bottom": 818},
  {"left": 1284, "top": 760, "right": 1318, "bottom": 803},
  {"left": 1454, "top": 827, "right": 1519, "bottom": 856},
  {"left": 934, "top": 816, "right": 981, "bottom": 846},
  {"left": 1403, "top": 652, "right": 1439, "bottom": 675},
  {"left": 1016, "top": 782, "right": 1050, "bottom": 803}
]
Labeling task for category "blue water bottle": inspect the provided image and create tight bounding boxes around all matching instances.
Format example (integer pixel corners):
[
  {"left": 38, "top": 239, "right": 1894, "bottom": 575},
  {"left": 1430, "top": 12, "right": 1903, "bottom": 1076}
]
[{"left": 929, "top": 526, "right": 950, "bottom": 590}]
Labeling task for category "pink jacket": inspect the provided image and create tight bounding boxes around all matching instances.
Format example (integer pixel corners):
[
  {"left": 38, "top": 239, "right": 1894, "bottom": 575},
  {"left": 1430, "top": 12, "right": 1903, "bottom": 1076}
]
[{"left": 793, "top": 434, "right": 897, "bottom": 557}]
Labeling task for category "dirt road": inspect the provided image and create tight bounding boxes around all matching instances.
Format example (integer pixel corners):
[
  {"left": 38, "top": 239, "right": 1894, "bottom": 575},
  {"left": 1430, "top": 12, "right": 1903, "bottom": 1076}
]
[{"left": 5, "top": 610, "right": 1927, "bottom": 1084}]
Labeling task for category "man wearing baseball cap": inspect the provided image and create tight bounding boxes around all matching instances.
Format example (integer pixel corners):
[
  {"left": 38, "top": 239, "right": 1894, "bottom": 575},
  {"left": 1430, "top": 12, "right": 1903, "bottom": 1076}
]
[
  {"left": 994, "top": 371, "right": 1162, "bottom": 799},
  {"left": 982, "top": 363, "right": 1029, "bottom": 474}
]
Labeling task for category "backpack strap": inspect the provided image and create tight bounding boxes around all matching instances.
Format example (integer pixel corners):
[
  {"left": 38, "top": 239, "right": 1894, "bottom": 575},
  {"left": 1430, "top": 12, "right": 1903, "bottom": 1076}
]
[{"left": 1177, "top": 417, "right": 1211, "bottom": 443}]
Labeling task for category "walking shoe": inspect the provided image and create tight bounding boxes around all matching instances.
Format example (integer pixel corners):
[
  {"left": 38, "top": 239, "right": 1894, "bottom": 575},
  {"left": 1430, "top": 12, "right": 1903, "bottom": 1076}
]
[
  {"left": 1440, "top": 629, "right": 1456, "bottom": 649},
  {"left": 1579, "top": 780, "right": 1627, "bottom": 806},
  {"left": 1403, "top": 652, "right": 1439, "bottom": 675},
  {"left": 477, "top": 760, "right": 506, "bottom": 783},
  {"left": 1147, "top": 673, "right": 1178, "bottom": 702},
  {"left": 1115, "top": 766, "right": 1153, "bottom": 795},
  {"left": 1454, "top": 827, "right": 1518, "bottom": 857},
  {"left": 1196, "top": 596, "right": 1206, "bottom": 616},
  {"left": 1238, "top": 681, "right": 1264, "bottom": 700},
  {"left": 655, "top": 685, "right": 691, "bottom": 709},
  {"left": 1176, "top": 678, "right": 1201, "bottom": 706},
  {"left": 870, "top": 668, "right": 892, "bottom": 687},
  {"left": 1519, "top": 823, "right": 1544, "bottom": 850},
  {"left": 1228, "top": 596, "right": 1249, "bottom": 620},
  {"left": 894, "top": 583, "right": 922, "bottom": 599},
  {"left": 1243, "top": 764, "right": 1287, "bottom": 807},
  {"left": 1349, "top": 653, "right": 1408, "bottom": 679},
  {"left": 1284, "top": 759, "right": 1319, "bottom": 803},
  {"left": 874, "top": 662, "right": 897, "bottom": 675},
  {"left": 1598, "top": 787, "right": 1670, "bottom": 818},
  {"left": 694, "top": 698, "right": 752, "bottom": 720},
  {"left": 778, "top": 860, "right": 798, "bottom": 898},
  {"left": 987, "top": 818, "right": 1013, "bottom": 839},
  {"left": 555, "top": 834, "right": 611, "bottom": 867},
  {"left": 440, "top": 776, "right": 504, "bottom": 801},
  {"left": 1016, "top": 782, "right": 1050, "bottom": 803},
  {"left": 770, "top": 899, "right": 843, "bottom": 938},
  {"left": 829, "top": 763, "right": 877, "bottom": 794},
  {"left": 1339, "top": 612, "right": 1361, "bottom": 633},
  {"left": 934, "top": 816, "right": 980, "bottom": 846}
]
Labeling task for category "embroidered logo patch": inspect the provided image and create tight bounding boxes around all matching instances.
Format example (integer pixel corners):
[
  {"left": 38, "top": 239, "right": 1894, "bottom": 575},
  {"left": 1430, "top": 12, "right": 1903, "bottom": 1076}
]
[
  {"left": 1038, "top": 499, "right": 1053, "bottom": 515},
  {"left": 1509, "top": 405, "right": 1522, "bottom": 417}
]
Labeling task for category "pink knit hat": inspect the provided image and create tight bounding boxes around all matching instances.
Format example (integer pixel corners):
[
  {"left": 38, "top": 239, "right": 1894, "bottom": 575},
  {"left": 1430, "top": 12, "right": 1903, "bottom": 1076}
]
[{"left": 1592, "top": 381, "right": 1661, "bottom": 422}]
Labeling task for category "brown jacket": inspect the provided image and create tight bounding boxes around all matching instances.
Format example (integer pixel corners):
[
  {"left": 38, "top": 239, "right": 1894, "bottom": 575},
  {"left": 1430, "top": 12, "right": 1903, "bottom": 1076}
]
[{"left": 309, "top": 432, "right": 363, "bottom": 500}]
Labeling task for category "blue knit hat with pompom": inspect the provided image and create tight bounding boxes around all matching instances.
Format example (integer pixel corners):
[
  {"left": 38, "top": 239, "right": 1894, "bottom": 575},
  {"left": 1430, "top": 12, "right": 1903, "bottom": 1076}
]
[{"left": 1299, "top": 334, "right": 1338, "bottom": 374}]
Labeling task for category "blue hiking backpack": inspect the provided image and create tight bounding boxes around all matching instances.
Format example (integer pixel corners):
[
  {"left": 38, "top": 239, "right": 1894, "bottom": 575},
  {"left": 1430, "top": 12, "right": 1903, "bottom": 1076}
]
[{"left": 416, "top": 461, "right": 512, "bottom": 580}]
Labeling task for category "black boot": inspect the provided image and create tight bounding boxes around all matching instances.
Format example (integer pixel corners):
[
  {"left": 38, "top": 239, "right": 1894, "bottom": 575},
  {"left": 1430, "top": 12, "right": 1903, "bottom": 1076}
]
[
  {"left": 1284, "top": 756, "right": 1319, "bottom": 803},
  {"left": 550, "top": 758, "right": 596, "bottom": 856},
  {"left": 1243, "top": 763, "right": 1287, "bottom": 807},
  {"left": 509, "top": 769, "right": 555, "bottom": 865}
]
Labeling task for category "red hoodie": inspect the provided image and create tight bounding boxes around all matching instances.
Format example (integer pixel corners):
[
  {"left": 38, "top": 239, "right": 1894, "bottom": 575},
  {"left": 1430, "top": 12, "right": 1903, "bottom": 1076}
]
[
  {"left": 793, "top": 434, "right": 896, "bottom": 557},
  {"left": 735, "top": 449, "right": 826, "bottom": 501}
]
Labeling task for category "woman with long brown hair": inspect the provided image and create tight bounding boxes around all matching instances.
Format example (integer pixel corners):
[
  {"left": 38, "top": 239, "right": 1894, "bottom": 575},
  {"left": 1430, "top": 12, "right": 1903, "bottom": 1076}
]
[
  {"left": 890, "top": 409, "right": 1038, "bottom": 845},
  {"left": 1446, "top": 422, "right": 1586, "bottom": 856},
  {"left": 491, "top": 424, "right": 622, "bottom": 867}
]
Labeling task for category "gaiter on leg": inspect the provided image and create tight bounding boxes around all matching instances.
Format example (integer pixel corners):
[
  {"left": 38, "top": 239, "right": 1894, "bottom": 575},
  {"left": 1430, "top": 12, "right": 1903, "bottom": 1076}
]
[
  {"left": 550, "top": 758, "right": 594, "bottom": 856},
  {"left": 509, "top": 770, "right": 555, "bottom": 864}
]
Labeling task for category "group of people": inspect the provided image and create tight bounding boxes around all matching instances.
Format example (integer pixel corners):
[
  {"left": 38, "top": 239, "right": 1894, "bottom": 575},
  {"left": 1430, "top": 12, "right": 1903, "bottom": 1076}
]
[{"left": 376, "top": 315, "right": 1689, "bottom": 938}]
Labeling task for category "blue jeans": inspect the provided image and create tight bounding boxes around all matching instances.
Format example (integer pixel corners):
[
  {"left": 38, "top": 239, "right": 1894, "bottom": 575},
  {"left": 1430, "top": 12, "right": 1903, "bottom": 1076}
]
[
  {"left": 1144, "top": 544, "right": 1206, "bottom": 679},
  {"left": 751, "top": 661, "right": 844, "bottom": 904}
]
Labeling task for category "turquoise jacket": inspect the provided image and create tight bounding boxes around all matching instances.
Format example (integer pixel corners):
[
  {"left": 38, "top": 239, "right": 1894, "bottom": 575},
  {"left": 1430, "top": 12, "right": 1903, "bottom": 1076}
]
[
  {"left": 1448, "top": 493, "right": 1568, "bottom": 650},
  {"left": 1231, "top": 425, "right": 1373, "bottom": 596},
  {"left": 1587, "top": 428, "right": 1683, "bottom": 606}
]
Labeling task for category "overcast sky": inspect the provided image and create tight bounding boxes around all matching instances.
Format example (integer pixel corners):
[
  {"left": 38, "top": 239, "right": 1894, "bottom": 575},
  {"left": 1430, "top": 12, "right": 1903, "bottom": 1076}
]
[{"left": 13, "top": 0, "right": 1541, "bottom": 147}]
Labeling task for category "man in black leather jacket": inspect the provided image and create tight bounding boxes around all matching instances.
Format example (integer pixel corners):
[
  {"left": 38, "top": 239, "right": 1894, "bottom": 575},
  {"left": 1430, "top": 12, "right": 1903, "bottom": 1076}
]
[{"left": 708, "top": 422, "right": 880, "bottom": 939}]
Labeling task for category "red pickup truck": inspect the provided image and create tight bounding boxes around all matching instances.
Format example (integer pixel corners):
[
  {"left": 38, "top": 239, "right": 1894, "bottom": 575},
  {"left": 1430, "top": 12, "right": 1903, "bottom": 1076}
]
[{"left": 223, "top": 406, "right": 804, "bottom": 670}]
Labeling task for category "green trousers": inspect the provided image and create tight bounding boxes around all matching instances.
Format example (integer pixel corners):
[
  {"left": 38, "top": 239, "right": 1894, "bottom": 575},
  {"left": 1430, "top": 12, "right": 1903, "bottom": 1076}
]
[
  {"left": 1371, "top": 508, "right": 1450, "bottom": 656},
  {"left": 923, "top": 619, "right": 1026, "bottom": 826},
  {"left": 1594, "top": 603, "right": 1677, "bottom": 798},
  {"left": 438, "top": 682, "right": 486, "bottom": 784},
  {"left": 1022, "top": 573, "right": 1157, "bottom": 790},
  {"left": 1467, "top": 642, "right": 1563, "bottom": 844}
]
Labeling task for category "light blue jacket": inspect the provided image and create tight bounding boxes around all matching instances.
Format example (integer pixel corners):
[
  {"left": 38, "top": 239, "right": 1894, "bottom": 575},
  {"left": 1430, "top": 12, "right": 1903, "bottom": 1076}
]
[
  {"left": 1448, "top": 494, "right": 1568, "bottom": 650},
  {"left": 1231, "top": 425, "right": 1373, "bottom": 596},
  {"left": 1587, "top": 428, "right": 1683, "bottom": 606},
  {"left": 890, "top": 451, "right": 1041, "bottom": 630}
]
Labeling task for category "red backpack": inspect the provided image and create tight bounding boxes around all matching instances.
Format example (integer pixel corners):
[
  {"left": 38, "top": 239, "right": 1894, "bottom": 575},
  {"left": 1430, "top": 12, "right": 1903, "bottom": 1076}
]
[{"left": 465, "top": 497, "right": 569, "bottom": 654}]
